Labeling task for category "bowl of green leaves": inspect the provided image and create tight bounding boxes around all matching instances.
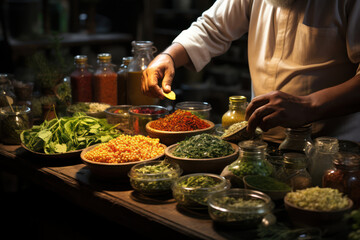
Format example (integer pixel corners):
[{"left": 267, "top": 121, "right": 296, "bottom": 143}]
[{"left": 67, "top": 102, "right": 110, "bottom": 118}]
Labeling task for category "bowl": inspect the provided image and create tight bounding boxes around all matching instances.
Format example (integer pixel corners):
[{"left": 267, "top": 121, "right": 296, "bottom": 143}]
[
  {"left": 165, "top": 142, "right": 239, "bottom": 174},
  {"left": 175, "top": 101, "right": 212, "bottom": 120},
  {"left": 146, "top": 119, "right": 215, "bottom": 146},
  {"left": 105, "top": 105, "right": 132, "bottom": 134},
  {"left": 172, "top": 173, "right": 230, "bottom": 209},
  {"left": 67, "top": 102, "right": 110, "bottom": 118},
  {"left": 243, "top": 175, "right": 291, "bottom": 201},
  {"left": 80, "top": 143, "right": 166, "bottom": 178},
  {"left": 208, "top": 188, "right": 275, "bottom": 229},
  {"left": 128, "top": 160, "right": 182, "bottom": 195},
  {"left": 284, "top": 188, "right": 353, "bottom": 229},
  {"left": 129, "top": 105, "right": 169, "bottom": 136}
]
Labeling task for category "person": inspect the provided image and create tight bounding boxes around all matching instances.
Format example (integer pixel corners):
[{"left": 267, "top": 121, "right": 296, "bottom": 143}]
[{"left": 141, "top": 0, "right": 360, "bottom": 143}]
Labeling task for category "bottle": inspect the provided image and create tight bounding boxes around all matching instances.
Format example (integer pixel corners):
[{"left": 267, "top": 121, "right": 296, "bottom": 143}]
[
  {"left": 70, "top": 55, "right": 93, "bottom": 103},
  {"left": 278, "top": 124, "right": 313, "bottom": 154},
  {"left": 0, "top": 74, "right": 16, "bottom": 108},
  {"left": 306, "top": 137, "right": 339, "bottom": 187},
  {"left": 93, "top": 53, "right": 118, "bottom": 105},
  {"left": 323, "top": 152, "right": 360, "bottom": 208},
  {"left": 221, "top": 96, "right": 247, "bottom": 129},
  {"left": 277, "top": 152, "right": 312, "bottom": 190},
  {"left": 127, "top": 41, "right": 158, "bottom": 106},
  {"left": 117, "top": 56, "right": 132, "bottom": 105}
]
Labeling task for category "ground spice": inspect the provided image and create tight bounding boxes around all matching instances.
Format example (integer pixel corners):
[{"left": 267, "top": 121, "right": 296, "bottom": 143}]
[{"left": 149, "top": 109, "right": 210, "bottom": 131}]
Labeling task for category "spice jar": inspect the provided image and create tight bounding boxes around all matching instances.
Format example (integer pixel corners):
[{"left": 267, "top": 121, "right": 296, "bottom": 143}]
[
  {"left": 70, "top": 55, "right": 93, "bottom": 103},
  {"left": 277, "top": 152, "right": 312, "bottom": 190},
  {"left": 278, "top": 124, "right": 313, "bottom": 154},
  {"left": 221, "top": 140, "right": 273, "bottom": 187},
  {"left": 0, "top": 106, "right": 32, "bottom": 144},
  {"left": 306, "top": 137, "right": 339, "bottom": 187},
  {"left": 127, "top": 41, "right": 159, "bottom": 106},
  {"left": 93, "top": 53, "right": 118, "bottom": 105},
  {"left": 222, "top": 96, "right": 247, "bottom": 129},
  {"left": 0, "top": 74, "right": 16, "bottom": 108},
  {"left": 323, "top": 152, "right": 360, "bottom": 208},
  {"left": 117, "top": 56, "right": 132, "bottom": 105}
]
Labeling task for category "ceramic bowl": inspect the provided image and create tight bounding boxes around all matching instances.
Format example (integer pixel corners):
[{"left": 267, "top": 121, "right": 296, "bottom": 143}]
[
  {"left": 80, "top": 143, "right": 166, "bottom": 178},
  {"left": 164, "top": 142, "right": 239, "bottom": 174},
  {"left": 145, "top": 119, "right": 215, "bottom": 146}
]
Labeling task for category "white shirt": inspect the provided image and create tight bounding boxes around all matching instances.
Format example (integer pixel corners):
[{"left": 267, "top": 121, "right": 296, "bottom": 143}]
[{"left": 173, "top": 0, "right": 360, "bottom": 143}]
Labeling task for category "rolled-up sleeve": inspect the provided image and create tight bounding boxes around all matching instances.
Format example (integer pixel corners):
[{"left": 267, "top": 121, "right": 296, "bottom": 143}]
[{"left": 173, "top": 0, "right": 252, "bottom": 72}]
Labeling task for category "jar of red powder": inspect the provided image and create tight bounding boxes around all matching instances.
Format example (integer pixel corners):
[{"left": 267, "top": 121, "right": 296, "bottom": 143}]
[{"left": 70, "top": 55, "right": 93, "bottom": 103}]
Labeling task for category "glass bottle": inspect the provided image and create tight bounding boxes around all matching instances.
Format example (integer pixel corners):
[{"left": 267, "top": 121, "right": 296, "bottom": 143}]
[
  {"left": 0, "top": 74, "right": 16, "bottom": 108},
  {"left": 323, "top": 152, "right": 360, "bottom": 208},
  {"left": 70, "top": 55, "right": 93, "bottom": 103},
  {"left": 93, "top": 53, "right": 118, "bottom": 105},
  {"left": 277, "top": 152, "right": 312, "bottom": 190},
  {"left": 306, "top": 137, "right": 339, "bottom": 187},
  {"left": 221, "top": 96, "right": 247, "bottom": 129},
  {"left": 117, "top": 56, "right": 132, "bottom": 105},
  {"left": 278, "top": 124, "right": 313, "bottom": 154},
  {"left": 225, "top": 140, "right": 273, "bottom": 187},
  {"left": 127, "top": 41, "right": 158, "bottom": 106}
]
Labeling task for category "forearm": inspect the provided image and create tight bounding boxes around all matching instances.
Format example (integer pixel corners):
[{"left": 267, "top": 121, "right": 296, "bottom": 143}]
[
  {"left": 162, "top": 43, "right": 191, "bottom": 69},
  {"left": 307, "top": 74, "right": 360, "bottom": 122}
]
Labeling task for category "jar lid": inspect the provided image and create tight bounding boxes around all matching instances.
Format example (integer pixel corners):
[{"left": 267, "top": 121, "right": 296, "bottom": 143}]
[
  {"left": 333, "top": 152, "right": 360, "bottom": 169},
  {"left": 283, "top": 152, "right": 308, "bottom": 169},
  {"left": 238, "top": 140, "right": 267, "bottom": 152},
  {"left": 315, "top": 137, "right": 339, "bottom": 153},
  {"left": 229, "top": 96, "right": 247, "bottom": 103},
  {"left": 74, "top": 55, "right": 87, "bottom": 63},
  {"left": 286, "top": 124, "right": 312, "bottom": 133},
  {"left": 97, "top": 53, "right": 112, "bottom": 61}
]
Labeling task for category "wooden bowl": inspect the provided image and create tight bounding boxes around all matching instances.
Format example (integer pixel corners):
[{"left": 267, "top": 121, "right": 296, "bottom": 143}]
[
  {"left": 164, "top": 142, "right": 239, "bottom": 174},
  {"left": 145, "top": 119, "right": 215, "bottom": 146},
  {"left": 80, "top": 143, "right": 166, "bottom": 178}
]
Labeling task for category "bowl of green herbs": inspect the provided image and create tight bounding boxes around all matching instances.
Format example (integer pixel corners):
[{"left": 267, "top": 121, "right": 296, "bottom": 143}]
[
  {"left": 67, "top": 102, "right": 110, "bottom": 118},
  {"left": 128, "top": 160, "right": 182, "bottom": 195},
  {"left": 164, "top": 133, "right": 239, "bottom": 174}
]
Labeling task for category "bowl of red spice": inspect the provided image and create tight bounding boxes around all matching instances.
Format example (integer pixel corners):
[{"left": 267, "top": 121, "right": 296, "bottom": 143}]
[{"left": 145, "top": 109, "right": 215, "bottom": 146}]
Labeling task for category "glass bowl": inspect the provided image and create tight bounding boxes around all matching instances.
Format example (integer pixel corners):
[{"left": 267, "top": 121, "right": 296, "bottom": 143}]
[
  {"left": 128, "top": 160, "right": 182, "bottom": 195},
  {"left": 208, "top": 188, "right": 274, "bottom": 229},
  {"left": 105, "top": 105, "right": 132, "bottom": 134},
  {"left": 172, "top": 173, "right": 230, "bottom": 209},
  {"left": 175, "top": 101, "right": 212, "bottom": 120}
]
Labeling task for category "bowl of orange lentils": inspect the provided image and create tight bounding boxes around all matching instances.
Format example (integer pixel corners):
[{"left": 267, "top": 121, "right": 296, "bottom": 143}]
[
  {"left": 145, "top": 109, "right": 215, "bottom": 146},
  {"left": 80, "top": 135, "right": 166, "bottom": 178}
]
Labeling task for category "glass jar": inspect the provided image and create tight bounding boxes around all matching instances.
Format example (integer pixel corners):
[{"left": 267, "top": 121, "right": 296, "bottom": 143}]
[
  {"left": 306, "top": 137, "right": 339, "bottom": 187},
  {"left": 279, "top": 124, "right": 313, "bottom": 154},
  {"left": 222, "top": 96, "right": 247, "bottom": 129},
  {"left": 323, "top": 152, "right": 360, "bottom": 208},
  {"left": 175, "top": 101, "right": 212, "bottom": 120},
  {"left": 0, "top": 74, "right": 16, "bottom": 108},
  {"left": 70, "top": 55, "right": 93, "bottom": 103},
  {"left": 117, "top": 56, "right": 132, "bottom": 105},
  {"left": 93, "top": 53, "right": 118, "bottom": 105},
  {"left": 224, "top": 140, "right": 273, "bottom": 187},
  {"left": 127, "top": 41, "right": 158, "bottom": 106},
  {"left": 0, "top": 106, "right": 32, "bottom": 145},
  {"left": 277, "top": 152, "right": 312, "bottom": 190}
]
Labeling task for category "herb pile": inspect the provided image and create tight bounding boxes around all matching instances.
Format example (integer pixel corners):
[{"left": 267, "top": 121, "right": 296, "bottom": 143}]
[
  {"left": 20, "top": 113, "right": 121, "bottom": 154},
  {"left": 172, "top": 133, "right": 234, "bottom": 158}
]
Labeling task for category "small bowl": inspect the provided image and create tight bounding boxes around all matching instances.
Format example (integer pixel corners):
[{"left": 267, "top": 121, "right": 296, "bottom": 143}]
[
  {"left": 146, "top": 119, "right": 215, "bottom": 146},
  {"left": 208, "top": 188, "right": 275, "bottom": 229},
  {"left": 175, "top": 101, "right": 212, "bottom": 120},
  {"left": 67, "top": 102, "right": 110, "bottom": 118},
  {"left": 105, "top": 105, "right": 132, "bottom": 134},
  {"left": 80, "top": 143, "right": 166, "bottom": 178},
  {"left": 165, "top": 142, "right": 239, "bottom": 174},
  {"left": 128, "top": 160, "right": 182, "bottom": 195},
  {"left": 243, "top": 175, "right": 291, "bottom": 201},
  {"left": 129, "top": 105, "right": 169, "bottom": 136},
  {"left": 172, "top": 173, "right": 230, "bottom": 209}
]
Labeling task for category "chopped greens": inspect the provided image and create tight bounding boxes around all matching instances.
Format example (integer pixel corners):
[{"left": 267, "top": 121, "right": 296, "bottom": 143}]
[
  {"left": 172, "top": 133, "right": 234, "bottom": 158},
  {"left": 20, "top": 112, "right": 121, "bottom": 154}
]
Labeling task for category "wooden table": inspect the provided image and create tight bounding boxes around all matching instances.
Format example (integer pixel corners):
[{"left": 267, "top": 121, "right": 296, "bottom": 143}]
[{"left": 0, "top": 144, "right": 260, "bottom": 240}]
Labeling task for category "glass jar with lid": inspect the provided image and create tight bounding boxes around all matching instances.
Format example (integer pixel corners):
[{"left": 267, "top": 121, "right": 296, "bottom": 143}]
[
  {"left": 117, "top": 56, "right": 132, "bottom": 105},
  {"left": 277, "top": 152, "right": 312, "bottom": 190},
  {"left": 0, "top": 74, "right": 16, "bottom": 108},
  {"left": 127, "top": 41, "right": 158, "bottom": 106},
  {"left": 93, "top": 53, "right": 118, "bottom": 105},
  {"left": 323, "top": 152, "right": 360, "bottom": 208},
  {"left": 70, "top": 55, "right": 93, "bottom": 103},
  {"left": 221, "top": 140, "right": 273, "bottom": 187},
  {"left": 222, "top": 96, "right": 247, "bottom": 129},
  {"left": 279, "top": 124, "right": 313, "bottom": 154},
  {"left": 175, "top": 101, "right": 212, "bottom": 120}
]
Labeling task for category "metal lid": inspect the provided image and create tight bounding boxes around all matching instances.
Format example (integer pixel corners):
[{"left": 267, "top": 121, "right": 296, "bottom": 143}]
[
  {"left": 97, "top": 53, "right": 112, "bottom": 61},
  {"left": 229, "top": 96, "right": 247, "bottom": 103}
]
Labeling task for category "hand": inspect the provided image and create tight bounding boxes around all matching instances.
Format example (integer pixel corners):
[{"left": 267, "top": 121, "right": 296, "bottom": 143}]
[
  {"left": 245, "top": 90, "right": 312, "bottom": 134},
  {"left": 141, "top": 53, "right": 175, "bottom": 99}
]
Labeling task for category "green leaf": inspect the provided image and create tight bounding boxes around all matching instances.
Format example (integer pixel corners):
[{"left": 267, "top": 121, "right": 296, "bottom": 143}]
[
  {"left": 38, "top": 130, "right": 52, "bottom": 143},
  {"left": 54, "top": 143, "right": 67, "bottom": 153}
]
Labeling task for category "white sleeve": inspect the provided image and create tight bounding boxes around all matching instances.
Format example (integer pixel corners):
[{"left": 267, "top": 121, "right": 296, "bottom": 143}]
[
  {"left": 346, "top": 0, "right": 360, "bottom": 74},
  {"left": 173, "top": 0, "right": 252, "bottom": 72}
]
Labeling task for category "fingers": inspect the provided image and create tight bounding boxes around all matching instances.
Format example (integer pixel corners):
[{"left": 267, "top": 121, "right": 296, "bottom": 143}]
[
  {"left": 245, "top": 95, "right": 270, "bottom": 120},
  {"left": 246, "top": 105, "right": 275, "bottom": 133}
]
